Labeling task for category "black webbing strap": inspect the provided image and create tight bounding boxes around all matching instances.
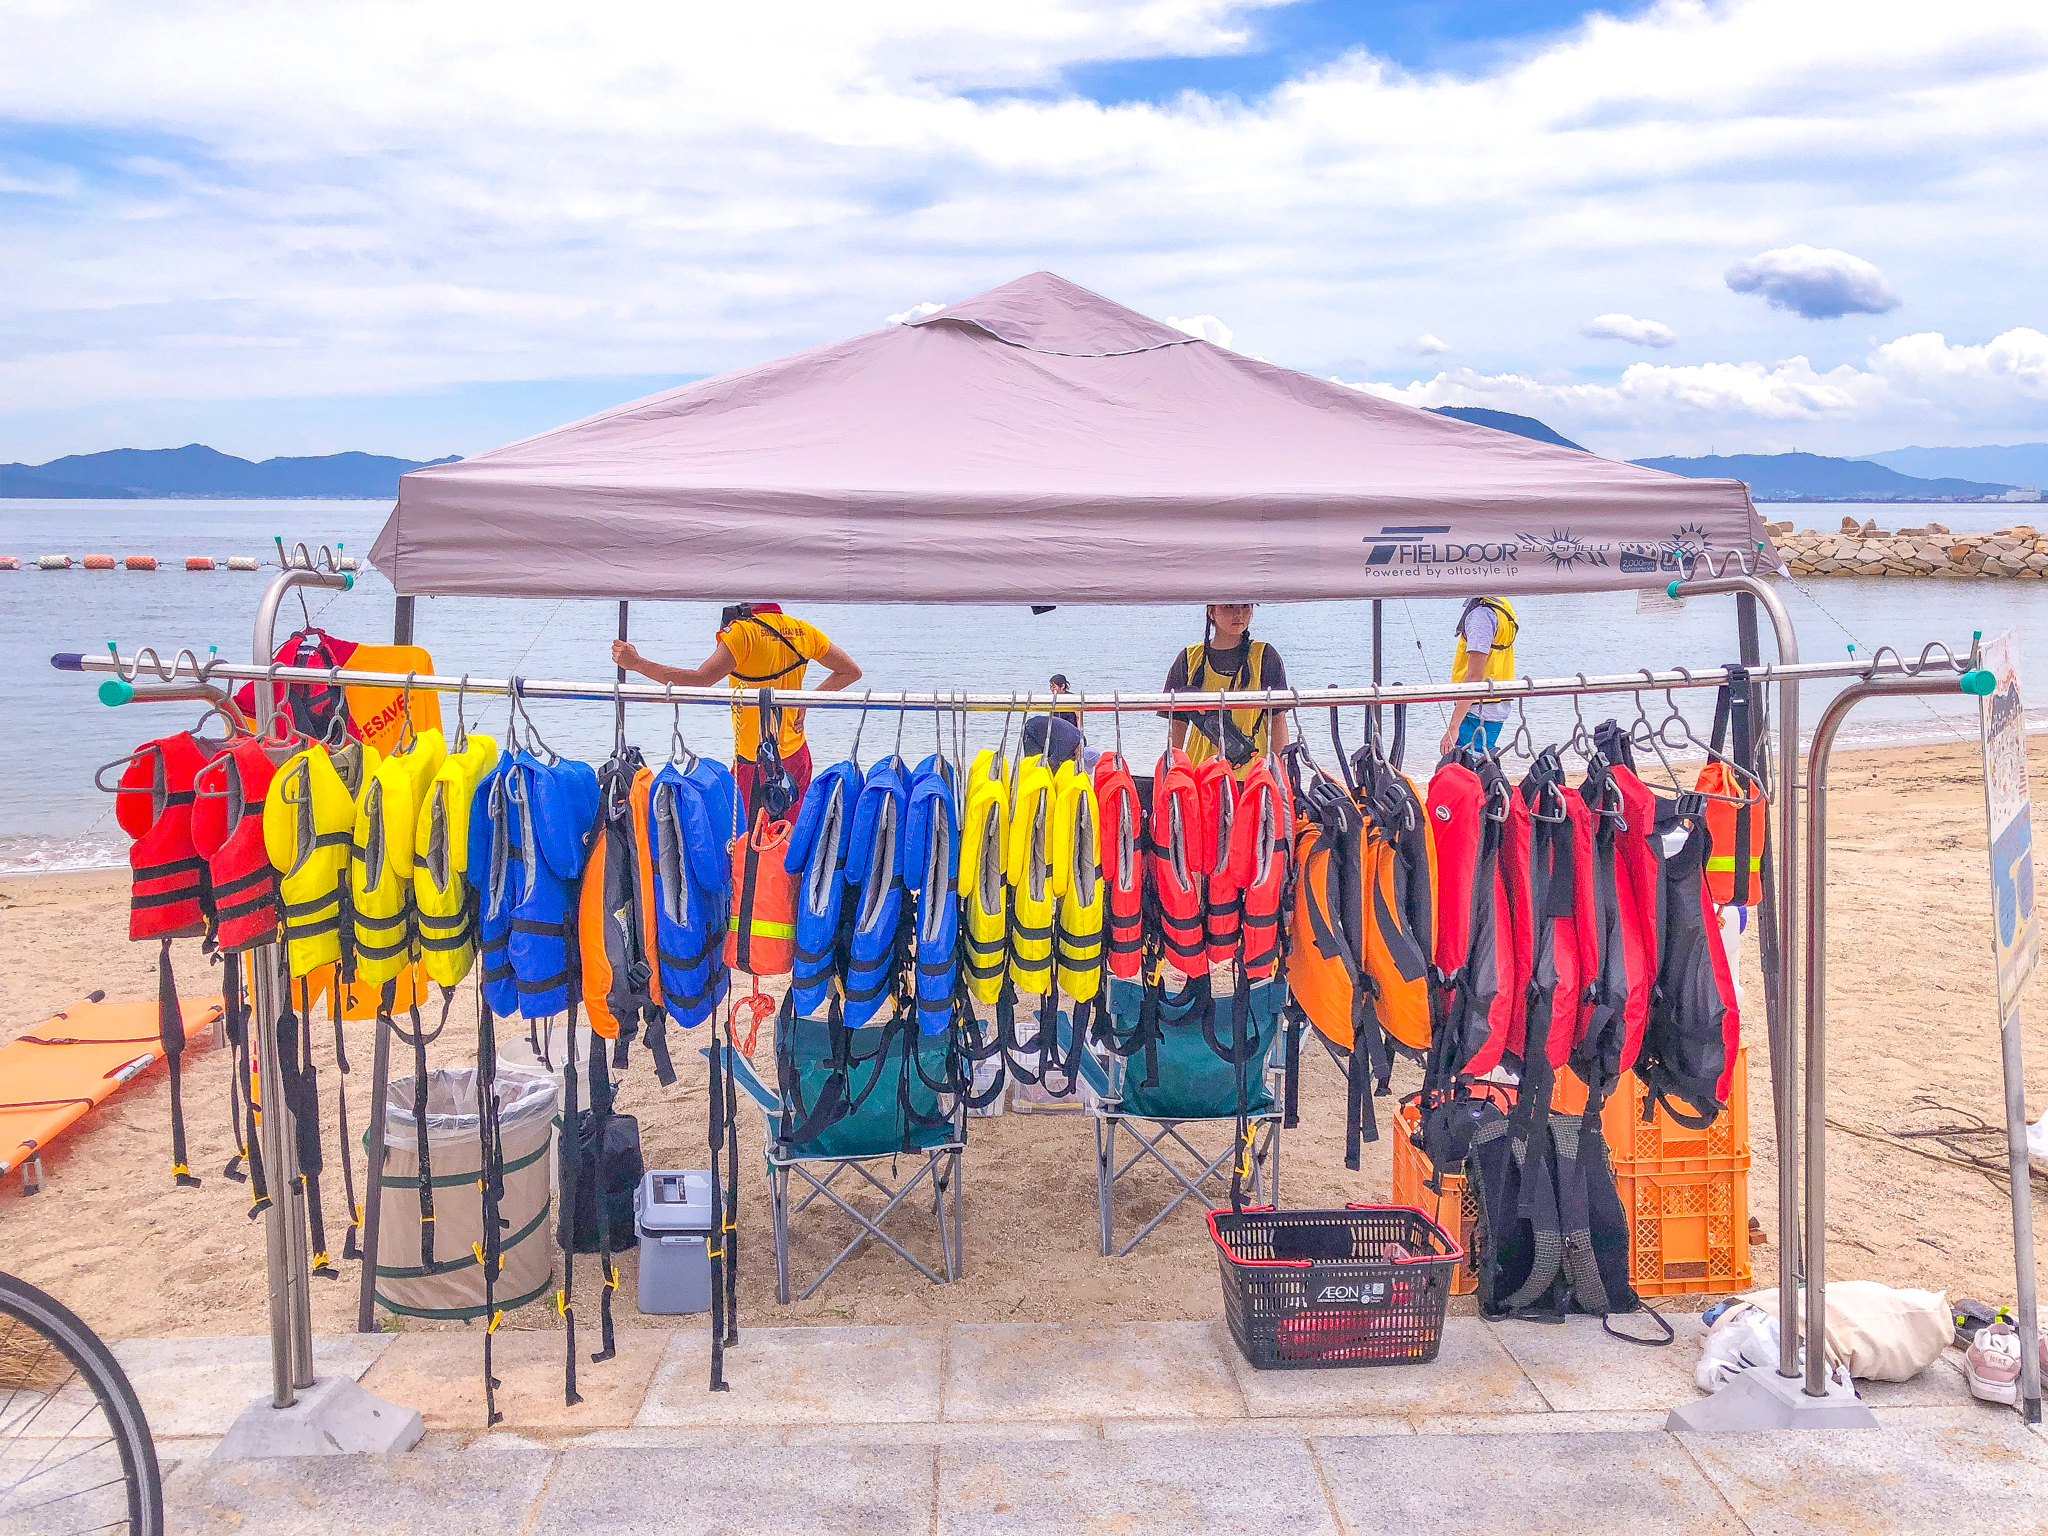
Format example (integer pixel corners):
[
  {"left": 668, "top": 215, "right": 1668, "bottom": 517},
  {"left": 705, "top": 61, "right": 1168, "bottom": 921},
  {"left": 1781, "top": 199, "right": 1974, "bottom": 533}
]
[
  {"left": 558, "top": 982, "right": 584, "bottom": 1407},
  {"left": 587, "top": 1026, "right": 619, "bottom": 1366},
  {"left": 330, "top": 968, "right": 361, "bottom": 1260},
  {"left": 221, "top": 951, "right": 249, "bottom": 1182},
  {"left": 156, "top": 939, "right": 200, "bottom": 1187},
  {"left": 707, "top": 1026, "right": 731, "bottom": 1392},
  {"left": 722, "top": 1001, "right": 741, "bottom": 1352},
  {"left": 278, "top": 965, "right": 336, "bottom": 1278},
  {"left": 476, "top": 988, "right": 506, "bottom": 1428}
]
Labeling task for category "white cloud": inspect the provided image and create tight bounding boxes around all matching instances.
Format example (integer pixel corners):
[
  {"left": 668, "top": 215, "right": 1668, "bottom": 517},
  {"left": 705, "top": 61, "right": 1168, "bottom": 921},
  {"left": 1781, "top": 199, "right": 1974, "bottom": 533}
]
[
  {"left": 1580, "top": 313, "right": 1676, "bottom": 348},
  {"left": 1166, "top": 313, "right": 1233, "bottom": 347},
  {"left": 1408, "top": 333, "right": 1452, "bottom": 356},
  {"left": 1346, "top": 327, "right": 2048, "bottom": 455},
  {"left": 0, "top": 1, "right": 2045, "bottom": 458},
  {"left": 886, "top": 301, "right": 945, "bottom": 325},
  {"left": 1725, "top": 245, "right": 1902, "bottom": 320}
]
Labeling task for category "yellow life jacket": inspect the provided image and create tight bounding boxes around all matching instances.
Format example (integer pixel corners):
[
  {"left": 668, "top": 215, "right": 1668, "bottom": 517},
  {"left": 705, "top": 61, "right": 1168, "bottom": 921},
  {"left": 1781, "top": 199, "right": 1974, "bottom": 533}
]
[
  {"left": 350, "top": 730, "right": 444, "bottom": 986},
  {"left": 1005, "top": 756, "right": 1057, "bottom": 997},
  {"left": 1050, "top": 762, "right": 1103, "bottom": 1001},
  {"left": 413, "top": 733, "right": 500, "bottom": 988},
  {"left": 958, "top": 777, "right": 1010, "bottom": 1005},
  {"left": 1181, "top": 640, "right": 1273, "bottom": 772},
  {"left": 265, "top": 738, "right": 382, "bottom": 978},
  {"left": 1451, "top": 597, "right": 1518, "bottom": 683},
  {"left": 966, "top": 747, "right": 1006, "bottom": 799}
]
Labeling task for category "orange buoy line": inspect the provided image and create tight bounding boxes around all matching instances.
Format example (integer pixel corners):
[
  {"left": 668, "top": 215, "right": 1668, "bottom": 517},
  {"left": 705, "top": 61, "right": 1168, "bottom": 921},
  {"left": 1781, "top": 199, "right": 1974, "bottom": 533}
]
[
  {"left": 0, "top": 556, "right": 20, "bottom": 571},
  {"left": 82, "top": 553, "right": 115, "bottom": 570},
  {"left": 124, "top": 555, "right": 157, "bottom": 571},
  {"left": 185, "top": 556, "right": 216, "bottom": 571}
]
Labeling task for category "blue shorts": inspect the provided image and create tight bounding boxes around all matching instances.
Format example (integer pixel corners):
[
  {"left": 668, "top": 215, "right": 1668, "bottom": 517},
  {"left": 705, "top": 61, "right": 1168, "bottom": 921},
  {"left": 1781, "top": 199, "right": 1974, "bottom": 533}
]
[{"left": 1457, "top": 716, "right": 1504, "bottom": 751}]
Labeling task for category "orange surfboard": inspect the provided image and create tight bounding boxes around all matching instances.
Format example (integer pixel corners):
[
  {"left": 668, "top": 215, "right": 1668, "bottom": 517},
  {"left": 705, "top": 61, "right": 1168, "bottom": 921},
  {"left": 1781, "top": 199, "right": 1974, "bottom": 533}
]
[{"left": 1, "top": 995, "right": 225, "bottom": 1179}]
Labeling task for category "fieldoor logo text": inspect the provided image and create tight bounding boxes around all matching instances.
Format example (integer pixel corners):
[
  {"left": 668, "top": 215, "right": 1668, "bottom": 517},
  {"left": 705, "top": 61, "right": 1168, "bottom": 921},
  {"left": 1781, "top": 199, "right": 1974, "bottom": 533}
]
[{"left": 1361, "top": 525, "right": 1521, "bottom": 577}]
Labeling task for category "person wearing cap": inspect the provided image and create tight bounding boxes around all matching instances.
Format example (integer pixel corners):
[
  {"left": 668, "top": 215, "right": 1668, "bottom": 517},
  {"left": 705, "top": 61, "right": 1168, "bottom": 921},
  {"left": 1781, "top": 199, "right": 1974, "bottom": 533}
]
[
  {"left": 613, "top": 602, "right": 862, "bottom": 815},
  {"left": 1161, "top": 603, "right": 1289, "bottom": 776}
]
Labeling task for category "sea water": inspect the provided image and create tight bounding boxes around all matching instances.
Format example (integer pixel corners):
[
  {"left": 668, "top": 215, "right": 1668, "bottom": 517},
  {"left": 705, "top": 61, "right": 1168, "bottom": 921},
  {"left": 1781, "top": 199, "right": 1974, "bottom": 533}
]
[{"left": 4, "top": 497, "right": 2044, "bottom": 873}]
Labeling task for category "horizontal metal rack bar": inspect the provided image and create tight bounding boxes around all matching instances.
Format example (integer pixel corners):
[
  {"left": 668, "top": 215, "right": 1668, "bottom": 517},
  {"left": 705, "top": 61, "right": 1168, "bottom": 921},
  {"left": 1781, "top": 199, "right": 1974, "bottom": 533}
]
[{"left": 55, "top": 643, "right": 1984, "bottom": 714}]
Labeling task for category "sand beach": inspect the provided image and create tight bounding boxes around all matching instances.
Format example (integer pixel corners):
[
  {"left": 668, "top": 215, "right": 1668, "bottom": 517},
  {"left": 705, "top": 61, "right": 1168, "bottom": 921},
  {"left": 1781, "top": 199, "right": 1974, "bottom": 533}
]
[{"left": 2, "top": 734, "right": 2043, "bottom": 1347}]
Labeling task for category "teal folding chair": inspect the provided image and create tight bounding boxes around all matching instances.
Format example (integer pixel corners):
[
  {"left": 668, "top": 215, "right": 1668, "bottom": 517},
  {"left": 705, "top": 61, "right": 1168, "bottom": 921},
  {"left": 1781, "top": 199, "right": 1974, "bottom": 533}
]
[
  {"left": 1076, "top": 975, "right": 1290, "bottom": 1257},
  {"left": 720, "top": 1014, "right": 965, "bottom": 1303}
]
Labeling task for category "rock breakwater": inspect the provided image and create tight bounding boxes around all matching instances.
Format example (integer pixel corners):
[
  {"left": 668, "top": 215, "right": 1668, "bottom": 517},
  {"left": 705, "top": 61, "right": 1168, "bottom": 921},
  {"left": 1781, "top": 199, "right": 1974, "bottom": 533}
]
[{"left": 1770, "top": 518, "right": 2048, "bottom": 578}]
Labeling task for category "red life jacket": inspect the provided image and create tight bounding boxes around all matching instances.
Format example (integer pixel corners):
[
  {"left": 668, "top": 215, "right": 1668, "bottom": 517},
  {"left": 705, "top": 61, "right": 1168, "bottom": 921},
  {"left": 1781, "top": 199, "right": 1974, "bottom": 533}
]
[
  {"left": 1425, "top": 758, "right": 1518, "bottom": 1086},
  {"left": 1194, "top": 757, "right": 1240, "bottom": 965},
  {"left": 1228, "top": 757, "right": 1290, "bottom": 978},
  {"left": 1092, "top": 753, "right": 1145, "bottom": 979},
  {"left": 1551, "top": 786, "right": 1601, "bottom": 1067},
  {"left": 1608, "top": 761, "right": 1661, "bottom": 1075},
  {"left": 1637, "top": 796, "right": 1741, "bottom": 1126},
  {"left": 1149, "top": 749, "right": 1206, "bottom": 971},
  {"left": 1509, "top": 757, "right": 1591, "bottom": 1077},
  {"left": 189, "top": 737, "right": 283, "bottom": 953},
  {"left": 118, "top": 733, "right": 213, "bottom": 941},
  {"left": 1568, "top": 728, "right": 1666, "bottom": 1107}
]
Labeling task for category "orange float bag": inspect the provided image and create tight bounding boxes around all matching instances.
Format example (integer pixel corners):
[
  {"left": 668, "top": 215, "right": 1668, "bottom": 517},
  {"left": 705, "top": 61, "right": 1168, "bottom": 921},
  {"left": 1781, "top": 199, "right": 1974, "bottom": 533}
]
[{"left": 725, "top": 809, "right": 795, "bottom": 977}]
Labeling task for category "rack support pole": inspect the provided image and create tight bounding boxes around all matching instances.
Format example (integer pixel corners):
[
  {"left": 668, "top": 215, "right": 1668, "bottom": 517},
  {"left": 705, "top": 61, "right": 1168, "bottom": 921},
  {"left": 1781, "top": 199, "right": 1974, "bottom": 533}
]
[
  {"left": 1803, "top": 675, "right": 1965, "bottom": 1397},
  {"left": 1678, "top": 572, "right": 1803, "bottom": 1378}
]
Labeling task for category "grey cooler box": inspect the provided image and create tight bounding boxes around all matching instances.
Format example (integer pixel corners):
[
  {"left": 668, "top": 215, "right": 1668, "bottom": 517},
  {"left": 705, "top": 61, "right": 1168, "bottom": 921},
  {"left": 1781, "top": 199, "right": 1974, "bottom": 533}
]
[{"left": 635, "top": 1170, "right": 714, "bottom": 1315}]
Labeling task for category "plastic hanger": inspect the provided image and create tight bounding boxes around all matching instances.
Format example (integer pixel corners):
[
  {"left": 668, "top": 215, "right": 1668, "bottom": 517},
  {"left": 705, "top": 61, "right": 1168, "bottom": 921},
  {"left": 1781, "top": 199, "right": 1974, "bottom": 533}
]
[
  {"left": 449, "top": 676, "right": 471, "bottom": 755},
  {"left": 665, "top": 683, "right": 698, "bottom": 770}
]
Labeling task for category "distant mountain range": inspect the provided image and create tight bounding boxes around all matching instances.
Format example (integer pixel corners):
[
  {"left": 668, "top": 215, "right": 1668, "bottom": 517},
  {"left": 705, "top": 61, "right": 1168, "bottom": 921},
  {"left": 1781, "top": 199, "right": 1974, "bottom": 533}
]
[
  {"left": 1, "top": 444, "right": 458, "bottom": 499},
  {"left": 1856, "top": 443, "right": 2048, "bottom": 486},
  {"left": 1428, "top": 406, "right": 1587, "bottom": 451},
  {"left": 1630, "top": 451, "right": 2021, "bottom": 502}
]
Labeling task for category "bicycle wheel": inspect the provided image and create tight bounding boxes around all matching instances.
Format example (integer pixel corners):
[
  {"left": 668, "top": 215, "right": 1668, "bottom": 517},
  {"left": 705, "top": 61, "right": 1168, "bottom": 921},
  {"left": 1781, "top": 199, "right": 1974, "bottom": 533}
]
[{"left": 0, "top": 1270, "right": 163, "bottom": 1536}]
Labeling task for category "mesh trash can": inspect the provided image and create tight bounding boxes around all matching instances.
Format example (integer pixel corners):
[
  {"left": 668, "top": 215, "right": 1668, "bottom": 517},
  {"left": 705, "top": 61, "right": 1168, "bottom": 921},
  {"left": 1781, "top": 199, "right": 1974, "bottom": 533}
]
[
  {"left": 635, "top": 1170, "right": 713, "bottom": 1315},
  {"left": 374, "top": 1065, "right": 557, "bottom": 1321}
]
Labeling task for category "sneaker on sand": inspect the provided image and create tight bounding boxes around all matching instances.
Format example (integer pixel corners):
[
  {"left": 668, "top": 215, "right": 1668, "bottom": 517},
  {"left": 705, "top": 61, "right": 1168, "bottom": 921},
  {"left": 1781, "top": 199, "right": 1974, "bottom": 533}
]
[{"left": 1966, "top": 1323, "right": 2023, "bottom": 1405}]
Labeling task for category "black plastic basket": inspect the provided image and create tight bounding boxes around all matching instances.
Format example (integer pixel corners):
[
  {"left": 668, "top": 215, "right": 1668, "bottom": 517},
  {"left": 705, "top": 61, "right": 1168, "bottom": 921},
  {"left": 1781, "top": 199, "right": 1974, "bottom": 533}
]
[{"left": 1208, "top": 1204, "right": 1463, "bottom": 1370}]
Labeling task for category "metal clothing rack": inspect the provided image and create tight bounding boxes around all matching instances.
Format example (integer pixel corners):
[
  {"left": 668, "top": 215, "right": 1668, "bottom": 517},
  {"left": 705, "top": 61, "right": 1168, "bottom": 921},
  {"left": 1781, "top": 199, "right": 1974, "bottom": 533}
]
[{"left": 51, "top": 557, "right": 1999, "bottom": 1428}]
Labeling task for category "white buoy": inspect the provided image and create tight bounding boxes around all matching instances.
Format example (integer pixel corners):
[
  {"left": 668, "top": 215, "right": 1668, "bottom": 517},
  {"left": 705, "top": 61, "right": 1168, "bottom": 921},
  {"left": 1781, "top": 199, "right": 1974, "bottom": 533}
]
[
  {"left": 37, "top": 554, "right": 72, "bottom": 570},
  {"left": 225, "top": 555, "right": 259, "bottom": 572}
]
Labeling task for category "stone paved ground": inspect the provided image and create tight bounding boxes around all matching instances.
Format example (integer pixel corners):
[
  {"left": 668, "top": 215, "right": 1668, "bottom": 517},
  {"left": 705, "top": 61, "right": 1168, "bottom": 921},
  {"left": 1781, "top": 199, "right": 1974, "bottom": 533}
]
[{"left": 31, "top": 1316, "right": 2048, "bottom": 1533}]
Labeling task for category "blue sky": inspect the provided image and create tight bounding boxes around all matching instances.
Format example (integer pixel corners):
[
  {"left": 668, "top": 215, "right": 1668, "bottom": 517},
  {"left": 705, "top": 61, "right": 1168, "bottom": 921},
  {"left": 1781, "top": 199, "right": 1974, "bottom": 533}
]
[{"left": 3, "top": 1, "right": 2045, "bottom": 464}]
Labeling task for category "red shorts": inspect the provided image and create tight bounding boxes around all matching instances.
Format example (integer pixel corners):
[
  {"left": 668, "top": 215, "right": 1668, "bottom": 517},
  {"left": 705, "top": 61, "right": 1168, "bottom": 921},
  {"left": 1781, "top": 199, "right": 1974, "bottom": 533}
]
[{"left": 735, "top": 741, "right": 813, "bottom": 821}]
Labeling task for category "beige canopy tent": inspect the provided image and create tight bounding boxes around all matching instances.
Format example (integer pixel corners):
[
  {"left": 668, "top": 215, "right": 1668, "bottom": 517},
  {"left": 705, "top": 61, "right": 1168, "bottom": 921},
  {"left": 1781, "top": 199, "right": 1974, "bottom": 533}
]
[{"left": 368, "top": 272, "right": 1769, "bottom": 602}]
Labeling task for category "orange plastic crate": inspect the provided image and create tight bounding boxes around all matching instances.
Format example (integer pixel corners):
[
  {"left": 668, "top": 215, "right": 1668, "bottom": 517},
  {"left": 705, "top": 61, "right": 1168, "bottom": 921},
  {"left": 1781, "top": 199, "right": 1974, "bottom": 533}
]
[
  {"left": 1613, "top": 1162, "right": 1753, "bottom": 1297},
  {"left": 1391, "top": 1103, "right": 1481, "bottom": 1296},
  {"left": 1390, "top": 1046, "right": 1751, "bottom": 1298},
  {"left": 1552, "top": 1046, "right": 1750, "bottom": 1172}
]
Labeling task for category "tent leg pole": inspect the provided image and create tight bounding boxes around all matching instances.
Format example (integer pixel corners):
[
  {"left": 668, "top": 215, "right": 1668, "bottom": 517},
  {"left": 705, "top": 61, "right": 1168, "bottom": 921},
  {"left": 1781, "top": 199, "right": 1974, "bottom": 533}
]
[
  {"left": 616, "top": 601, "right": 630, "bottom": 741},
  {"left": 1370, "top": 599, "right": 1383, "bottom": 743}
]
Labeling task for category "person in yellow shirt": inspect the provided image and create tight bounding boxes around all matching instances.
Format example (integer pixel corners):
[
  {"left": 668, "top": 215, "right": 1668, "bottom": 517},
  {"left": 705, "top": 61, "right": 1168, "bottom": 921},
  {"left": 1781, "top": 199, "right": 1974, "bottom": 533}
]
[{"left": 613, "top": 603, "right": 862, "bottom": 815}]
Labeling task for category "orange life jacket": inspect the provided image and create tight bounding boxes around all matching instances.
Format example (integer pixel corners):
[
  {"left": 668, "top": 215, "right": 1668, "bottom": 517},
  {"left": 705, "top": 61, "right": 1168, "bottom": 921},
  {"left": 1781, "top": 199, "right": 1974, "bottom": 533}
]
[
  {"left": 1194, "top": 757, "right": 1241, "bottom": 966},
  {"left": 190, "top": 737, "right": 282, "bottom": 953},
  {"left": 1358, "top": 782, "right": 1435, "bottom": 1059},
  {"left": 1149, "top": 749, "right": 1206, "bottom": 971},
  {"left": 579, "top": 756, "right": 661, "bottom": 1042},
  {"left": 1092, "top": 753, "right": 1145, "bottom": 979},
  {"left": 725, "top": 808, "right": 795, "bottom": 977},
  {"left": 1227, "top": 757, "right": 1290, "bottom": 979},
  {"left": 118, "top": 733, "right": 213, "bottom": 942}
]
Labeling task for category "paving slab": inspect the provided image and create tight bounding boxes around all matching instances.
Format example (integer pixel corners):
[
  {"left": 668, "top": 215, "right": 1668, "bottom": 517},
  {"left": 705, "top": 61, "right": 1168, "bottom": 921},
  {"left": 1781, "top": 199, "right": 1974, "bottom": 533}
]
[
  {"left": 358, "top": 1325, "right": 668, "bottom": 1431},
  {"left": 1851, "top": 1351, "right": 1974, "bottom": 1408},
  {"left": 944, "top": 1321, "right": 1244, "bottom": 1422},
  {"left": 1225, "top": 1314, "right": 1546, "bottom": 1419},
  {"left": 1679, "top": 1419, "right": 2048, "bottom": 1535},
  {"left": 1415, "top": 1409, "right": 1669, "bottom": 1434},
  {"left": 637, "top": 1324, "right": 943, "bottom": 1426},
  {"left": 786, "top": 1419, "right": 1098, "bottom": 1445},
  {"left": 109, "top": 1334, "right": 393, "bottom": 1439},
  {"left": 1102, "top": 1414, "right": 1412, "bottom": 1439},
  {"left": 1313, "top": 1429, "right": 1745, "bottom": 1535},
  {"left": 1485, "top": 1311, "right": 1709, "bottom": 1410},
  {"left": 164, "top": 1448, "right": 556, "bottom": 1535},
  {"left": 938, "top": 1436, "right": 1340, "bottom": 1535},
  {"left": 531, "top": 1444, "right": 935, "bottom": 1536}
]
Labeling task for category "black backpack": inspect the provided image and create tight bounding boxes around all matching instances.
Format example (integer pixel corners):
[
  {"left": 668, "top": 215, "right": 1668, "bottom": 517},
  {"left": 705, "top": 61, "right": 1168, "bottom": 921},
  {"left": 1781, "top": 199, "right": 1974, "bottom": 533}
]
[{"left": 571, "top": 1109, "right": 644, "bottom": 1254}]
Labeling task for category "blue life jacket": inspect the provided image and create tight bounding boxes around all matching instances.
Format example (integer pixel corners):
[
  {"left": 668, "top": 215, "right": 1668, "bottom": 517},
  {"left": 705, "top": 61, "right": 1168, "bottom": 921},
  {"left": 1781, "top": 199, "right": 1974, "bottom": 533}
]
[
  {"left": 502, "top": 753, "right": 599, "bottom": 1019},
  {"left": 469, "top": 756, "right": 517, "bottom": 1019},
  {"left": 648, "top": 759, "right": 734, "bottom": 1030},
  {"left": 905, "top": 755, "right": 960, "bottom": 1035},
  {"left": 843, "top": 757, "right": 911, "bottom": 1028},
  {"left": 784, "top": 761, "right": 859, "bottom": 1016}
]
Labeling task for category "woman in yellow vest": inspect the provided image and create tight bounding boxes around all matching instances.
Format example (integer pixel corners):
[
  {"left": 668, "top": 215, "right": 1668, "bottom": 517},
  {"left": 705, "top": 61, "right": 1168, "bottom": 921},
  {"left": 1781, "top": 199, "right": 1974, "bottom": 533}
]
[
  {"left": 1161, "top": 603, "right": 1290, "bottom": 776},
  {"left": 613, "top": 603, "right": 862, "bottom": 816},
  {"left": 1439, "top": 596, "right": 1518, "bottom": 757}
]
